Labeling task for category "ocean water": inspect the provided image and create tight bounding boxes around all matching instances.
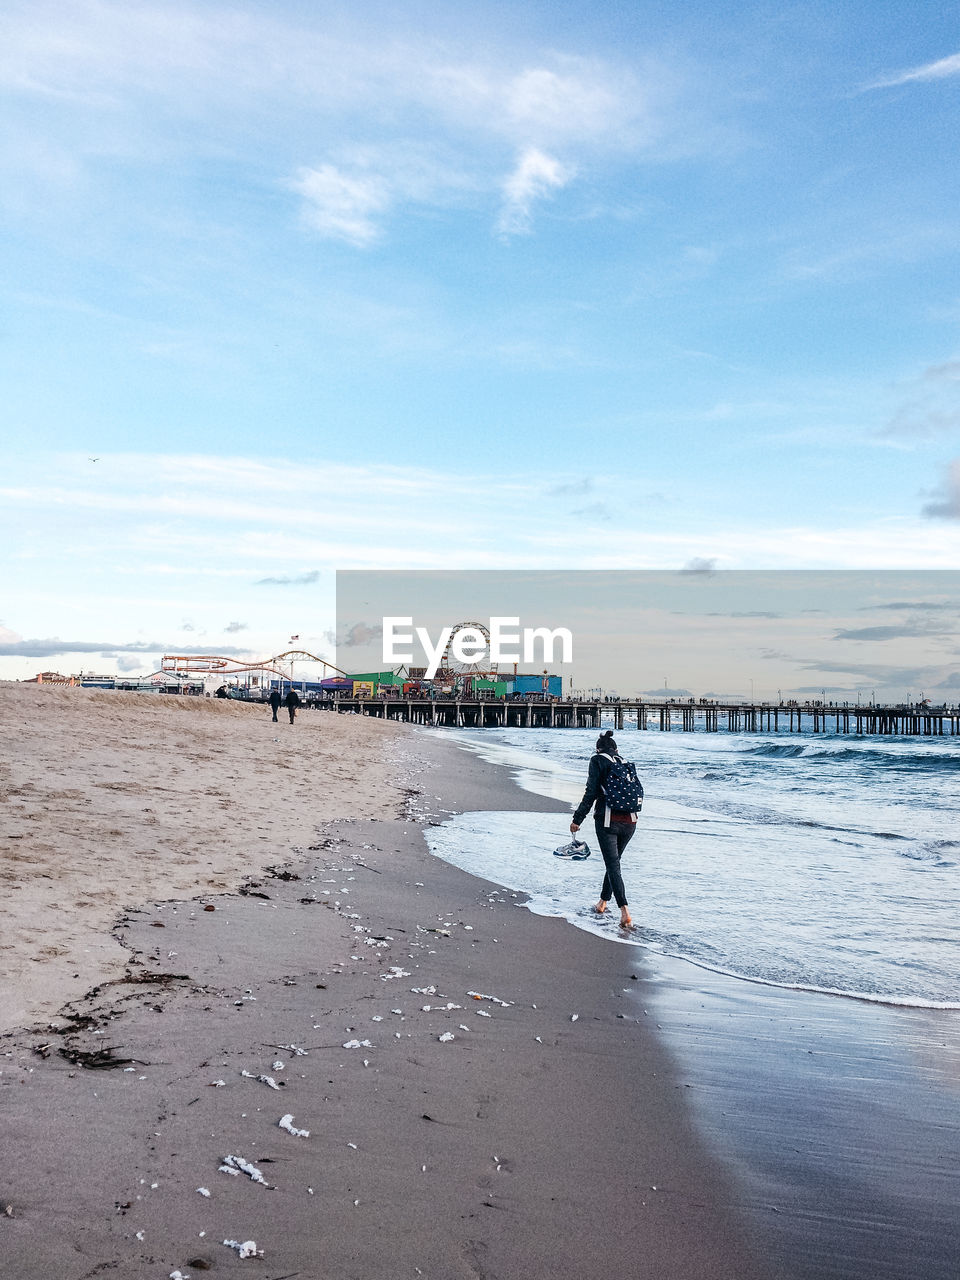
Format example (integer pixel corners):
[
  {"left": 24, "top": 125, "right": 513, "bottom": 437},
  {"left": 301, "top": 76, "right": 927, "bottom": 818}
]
[{"left": 424, "top": 724, "right": 960, "bottom": 1008}]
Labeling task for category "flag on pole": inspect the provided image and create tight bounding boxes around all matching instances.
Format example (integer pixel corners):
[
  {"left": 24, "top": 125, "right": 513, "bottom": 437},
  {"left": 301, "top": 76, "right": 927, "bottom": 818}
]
[{"left": 289, "top": 634, "right": 299, "bottom": 644}]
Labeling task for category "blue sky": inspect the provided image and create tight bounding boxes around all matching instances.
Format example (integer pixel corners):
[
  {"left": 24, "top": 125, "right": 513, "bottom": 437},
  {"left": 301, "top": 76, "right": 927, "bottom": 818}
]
[{"left": 2, "top": 0, "right": 959, "bottom": 680}]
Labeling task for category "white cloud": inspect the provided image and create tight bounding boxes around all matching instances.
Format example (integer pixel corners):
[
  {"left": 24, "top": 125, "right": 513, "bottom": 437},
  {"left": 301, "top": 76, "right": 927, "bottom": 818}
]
[
  {"left": 0, "top": 7, "right": 651, "bottom": 165},
  {"left": 4, "top": 449, "right": 960, "bottom": 680},
  {"left": 868, "top": 51, "right": 960, "bottom": 90},
  {"left": 291, "top": 165, "right": 389, "bottom": 247},
  {"left": 292, "top": 139, "right": 580, "bottom": 246},
  {"left": 0, "top": 1, "right": 689, "bottom": 240},
  {"left": 289, "top": 142, "right": 480, "bottom": 245},
  {"left": 503, "top": 65, "right": 626, "bottom": 145},
  {"left": 5, "top": 451, "right": 960, "bottom": 575},
  {"left": 497, "top": 147, "right": 573, "bottom": 237},
  {"left": 0, "top": 2, "right": 661, "bottom": 151}
]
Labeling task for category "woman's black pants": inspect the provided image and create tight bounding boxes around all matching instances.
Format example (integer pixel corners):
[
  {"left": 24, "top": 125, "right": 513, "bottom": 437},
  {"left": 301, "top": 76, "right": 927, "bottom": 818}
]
[{"left": 595, "top": 821, "right": 635, "bottom": 908}]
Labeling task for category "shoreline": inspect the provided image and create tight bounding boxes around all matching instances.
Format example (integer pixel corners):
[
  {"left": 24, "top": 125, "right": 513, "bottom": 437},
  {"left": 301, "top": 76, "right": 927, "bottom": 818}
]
[
  {"left": 4, "top": 693, "right": 958, "bottom": 1278},
  {"left": 421, "top": 724, "right": 960, "bottom": 1280},
  {"left": 433, "top": 723, "right": 960, "bottom": 1006},
  {"left": 1, "top": 702, "right": 774, "bottom": 1280}
]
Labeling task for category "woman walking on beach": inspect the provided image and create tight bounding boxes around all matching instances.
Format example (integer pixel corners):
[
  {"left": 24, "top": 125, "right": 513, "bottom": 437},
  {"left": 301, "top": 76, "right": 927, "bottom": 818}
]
[{"left": 570, "top": 729, "right": 642, "bottom": 928}]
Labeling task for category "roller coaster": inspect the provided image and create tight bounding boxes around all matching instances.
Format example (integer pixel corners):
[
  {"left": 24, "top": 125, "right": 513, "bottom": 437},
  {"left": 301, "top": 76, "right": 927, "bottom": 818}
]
[
  {"left": 163, "top": 621, "right": 502, "bottom": 686},
  {"left": 161, "top": 649, "right": 347, "bottom": 680}
]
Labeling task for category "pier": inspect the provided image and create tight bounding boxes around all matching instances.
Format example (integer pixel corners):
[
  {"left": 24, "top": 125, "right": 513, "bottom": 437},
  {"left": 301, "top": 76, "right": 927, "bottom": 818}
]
[{"left": 320, "top": 699, "right": 960, "bottom": 736}]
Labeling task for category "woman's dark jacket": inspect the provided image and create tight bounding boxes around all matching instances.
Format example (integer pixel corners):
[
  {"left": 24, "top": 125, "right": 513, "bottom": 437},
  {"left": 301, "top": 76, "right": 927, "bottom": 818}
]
[{"left": 573, "top": 752, "right": 618, "bottom": 826}]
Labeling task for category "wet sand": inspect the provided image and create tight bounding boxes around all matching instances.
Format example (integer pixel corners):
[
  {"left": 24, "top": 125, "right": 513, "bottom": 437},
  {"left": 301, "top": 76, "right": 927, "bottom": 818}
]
[
  {"left": 646, "top": 957, "right": 960, "bottom": 1280},
  {"left": 0, "top": 691, "right": 774, "bottom": 1280}
]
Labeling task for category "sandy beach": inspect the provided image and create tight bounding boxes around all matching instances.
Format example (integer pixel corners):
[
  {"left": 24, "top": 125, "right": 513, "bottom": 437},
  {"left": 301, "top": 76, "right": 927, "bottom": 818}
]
[
  {"left": 1, "top": 683, "right": 773, "bottom": 1279},
  {"left": 4, "top": 684, "right": 960, "bottom": 1280},
  {"left": 0, "top": 683, "right": 405, "bottom": 1032}
]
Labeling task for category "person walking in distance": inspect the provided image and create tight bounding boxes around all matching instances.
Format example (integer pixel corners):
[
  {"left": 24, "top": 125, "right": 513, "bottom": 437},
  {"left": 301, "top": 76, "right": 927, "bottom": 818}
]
[
  {"left": 570, "top": 729, "right": 643, "bottom": 929},
  {"left": 269, "top": 688, "right": 282, "bottom": 722},
  {"left": 284, "top": 686, "right": 301, "bottom": 724}
]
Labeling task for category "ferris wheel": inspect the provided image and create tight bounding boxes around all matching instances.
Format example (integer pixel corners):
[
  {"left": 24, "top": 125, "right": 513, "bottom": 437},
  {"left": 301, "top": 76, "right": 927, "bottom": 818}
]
[{"left": 436, "top": 621, "right": 500, "bottom": 681}]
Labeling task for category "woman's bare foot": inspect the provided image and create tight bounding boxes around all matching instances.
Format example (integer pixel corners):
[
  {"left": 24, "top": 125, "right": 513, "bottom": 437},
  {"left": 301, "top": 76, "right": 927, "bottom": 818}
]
[
  {"left": 594, "top": 900, "right": 607, "bottom": 915},
  {"left": 619, "top": 911, "right": 632, "bottom": 928}
]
